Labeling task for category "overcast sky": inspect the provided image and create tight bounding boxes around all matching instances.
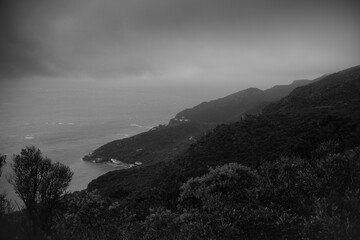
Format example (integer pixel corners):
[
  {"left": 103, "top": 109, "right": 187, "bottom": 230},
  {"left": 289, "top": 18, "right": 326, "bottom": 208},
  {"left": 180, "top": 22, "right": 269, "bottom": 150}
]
[{"left": 1, "top": 0, "right": 359, "bottom": 97}]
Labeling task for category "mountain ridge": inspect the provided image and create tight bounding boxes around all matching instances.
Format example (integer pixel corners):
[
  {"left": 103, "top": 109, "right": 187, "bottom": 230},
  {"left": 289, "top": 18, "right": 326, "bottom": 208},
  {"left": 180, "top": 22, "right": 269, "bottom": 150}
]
[
  {"left": 170, "top": 79, "right": 312, "bottom": 124},
  {"left": 84, "top": 77, "right": 314, "bottom": 165},
  {"left": 88, "top": 65, "right": 360, "bottom": 205}
]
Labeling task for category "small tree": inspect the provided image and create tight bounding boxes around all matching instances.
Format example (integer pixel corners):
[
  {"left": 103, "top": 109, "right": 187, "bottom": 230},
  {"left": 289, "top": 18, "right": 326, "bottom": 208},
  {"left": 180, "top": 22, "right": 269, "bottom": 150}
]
[{"left": 9, "top": 146, "right": 73, "bottom": 237}]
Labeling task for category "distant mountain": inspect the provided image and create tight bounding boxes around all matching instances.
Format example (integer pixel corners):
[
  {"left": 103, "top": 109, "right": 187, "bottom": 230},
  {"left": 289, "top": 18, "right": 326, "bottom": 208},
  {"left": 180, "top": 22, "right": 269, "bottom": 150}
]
[
  {"left": 263, "top": 65, "right": 360, "bottom": 118},
  {"left": 88, "top": 65, "right": 360, "bottom": 207},
  {"left": 83, "top": 78, "right": 313, "bottom": 166},
  {"left": 170, "top": 79, "right": 312, "bottom": 124},
  {"left": 175, "top": 65, "right": 360, "bottom": 174}
]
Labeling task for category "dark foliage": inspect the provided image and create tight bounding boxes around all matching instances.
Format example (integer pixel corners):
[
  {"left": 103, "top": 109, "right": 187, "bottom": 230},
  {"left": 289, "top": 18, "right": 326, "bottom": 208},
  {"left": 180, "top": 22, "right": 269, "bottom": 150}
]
[
  {"left": 84, "top": 121, "right": 213, "bottom": 165},
  {"left": 62, "top": 145, "right": 360, "bottom": 239},
  {"left": 8, "top": 146, "right": 73, "bottom": 239}
]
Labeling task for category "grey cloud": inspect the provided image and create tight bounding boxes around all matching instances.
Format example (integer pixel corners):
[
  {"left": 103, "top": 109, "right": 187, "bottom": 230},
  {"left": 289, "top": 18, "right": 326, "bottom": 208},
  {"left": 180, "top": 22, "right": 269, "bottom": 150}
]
[{"left": 0, "top": 0, "right": 359, "bottom": 88}]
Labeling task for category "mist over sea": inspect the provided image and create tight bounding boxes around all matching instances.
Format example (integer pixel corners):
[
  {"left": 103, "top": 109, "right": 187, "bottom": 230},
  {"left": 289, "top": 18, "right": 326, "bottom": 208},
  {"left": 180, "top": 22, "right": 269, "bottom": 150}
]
[{"left": 0, "top": 84, "right": 199, "bottom": 204}]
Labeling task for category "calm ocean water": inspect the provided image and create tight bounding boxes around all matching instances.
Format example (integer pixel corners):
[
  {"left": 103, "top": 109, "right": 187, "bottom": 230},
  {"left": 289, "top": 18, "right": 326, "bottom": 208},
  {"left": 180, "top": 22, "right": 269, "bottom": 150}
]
[{"left": 0, "top": 86, "right": 198, "bottom": 205}]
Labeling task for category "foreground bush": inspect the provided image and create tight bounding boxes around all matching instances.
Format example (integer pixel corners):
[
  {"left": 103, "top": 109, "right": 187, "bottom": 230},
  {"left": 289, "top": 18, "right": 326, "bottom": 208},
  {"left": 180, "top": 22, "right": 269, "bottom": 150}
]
[
  {"left": 139, "top": 145, "right": 360, "bottom": 239},
  {"left": 6, "top": 144, "right": 360, "bottom": 239}
]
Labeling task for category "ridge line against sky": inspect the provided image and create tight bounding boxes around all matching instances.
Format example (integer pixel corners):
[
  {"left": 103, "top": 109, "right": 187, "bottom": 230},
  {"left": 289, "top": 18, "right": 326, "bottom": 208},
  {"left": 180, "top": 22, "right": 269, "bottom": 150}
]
[{"left": 0, "top": 0, "right": 359, "bottom": 96}]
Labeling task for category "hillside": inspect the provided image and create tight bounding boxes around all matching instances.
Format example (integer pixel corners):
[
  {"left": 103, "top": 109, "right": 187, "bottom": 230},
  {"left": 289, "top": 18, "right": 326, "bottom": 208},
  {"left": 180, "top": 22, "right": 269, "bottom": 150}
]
[
  {"left": 176, "top": 65, "right": 360, "bottom": 176},
  {"left": 3, "top": 66, "right": 360, "bottom": 240},
  {"left": 170, "top": 79, "right": 312, "bottom": 124},
  {"left": 84, "top": 78, "right": 312, "bottom": 166},
  {"left": 88, "top": 65, "right": 360, "bottom": 207},
  {"left": 83, "top": 121, "right": 213, "bottom": 165},
  {"left": 264, "top": 65, "right": 360, "bottom": 117},
  {"left": 55, "top": 65, "right": 360, "bottom": 240}
]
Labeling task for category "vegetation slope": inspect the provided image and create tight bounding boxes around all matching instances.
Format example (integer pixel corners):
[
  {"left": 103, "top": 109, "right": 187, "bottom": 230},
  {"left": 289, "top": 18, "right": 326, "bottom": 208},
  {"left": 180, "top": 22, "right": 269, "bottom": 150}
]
[
  {"left": 84, "top": 78, "right": 313, "bottom": 166},
  {"left": 88, "top": 65, "right": 360, "bottom": 208},
  {"left": 3, "top": 65, "right": 360, "bottom": 240}
]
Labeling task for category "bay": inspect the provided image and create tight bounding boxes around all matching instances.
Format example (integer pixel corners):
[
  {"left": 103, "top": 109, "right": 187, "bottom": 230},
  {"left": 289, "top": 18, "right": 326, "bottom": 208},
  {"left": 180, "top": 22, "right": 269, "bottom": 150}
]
[{"left": 0, "top": 85, "right": 198, "bottom": 205}]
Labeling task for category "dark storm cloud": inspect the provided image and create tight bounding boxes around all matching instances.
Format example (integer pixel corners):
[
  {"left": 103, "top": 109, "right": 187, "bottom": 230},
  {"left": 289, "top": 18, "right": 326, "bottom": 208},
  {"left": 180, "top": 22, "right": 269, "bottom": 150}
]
[
  {"left": 1, "top": 0, "right": 359, "bottom": 88},
  {"left": 0, "top": 1, "right": 44, "bottom": 78}
]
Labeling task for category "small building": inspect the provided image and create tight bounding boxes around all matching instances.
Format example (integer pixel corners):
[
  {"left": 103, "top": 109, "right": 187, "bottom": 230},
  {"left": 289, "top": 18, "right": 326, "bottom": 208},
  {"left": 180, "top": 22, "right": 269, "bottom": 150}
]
[{"left": 110, "top": 158, "right": 122, "bottom": 164}]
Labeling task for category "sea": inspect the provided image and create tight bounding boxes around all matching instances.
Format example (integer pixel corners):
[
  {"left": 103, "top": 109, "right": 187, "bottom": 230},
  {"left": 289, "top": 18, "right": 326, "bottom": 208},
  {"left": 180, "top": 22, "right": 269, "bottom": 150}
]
[{"left": 0, "top": 84, "right": 199, "bottom": 205}]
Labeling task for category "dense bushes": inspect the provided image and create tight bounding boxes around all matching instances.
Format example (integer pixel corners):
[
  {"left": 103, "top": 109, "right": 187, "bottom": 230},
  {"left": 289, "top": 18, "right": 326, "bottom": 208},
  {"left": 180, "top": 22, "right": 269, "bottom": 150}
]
[
  {"left": 53, "top": 144, "right": 360, "bottom": 239},
  {"left": 179, "top": 163, "right": 259, "bottom": 209},
  {"left": 135, "top": 144, "right": 360, "bottom": 240},
  {"left": 5, "top": 137, "right": 360, "bottom": 239},
  {"left": 4, "top": 136, "right": 360, "bottom": 239}
]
